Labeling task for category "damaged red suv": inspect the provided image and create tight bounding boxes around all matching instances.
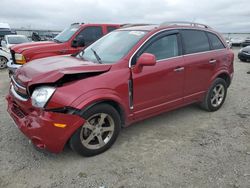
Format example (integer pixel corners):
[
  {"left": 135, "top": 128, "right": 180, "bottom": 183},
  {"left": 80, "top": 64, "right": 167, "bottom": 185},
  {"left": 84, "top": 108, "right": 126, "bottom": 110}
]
[{"left": 7, "top": 22, "right": 234, "bottom": 156}]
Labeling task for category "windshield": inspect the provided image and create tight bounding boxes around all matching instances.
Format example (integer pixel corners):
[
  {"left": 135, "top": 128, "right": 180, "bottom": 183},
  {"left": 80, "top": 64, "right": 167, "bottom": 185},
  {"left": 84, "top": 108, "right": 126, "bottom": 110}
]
[
  {"left": 7, "top": 36, "right": 29, "bottom": 44},
  {"left": 79, "top": 30, "right": 147, "bottom": 64},
  {"left": 54, "top": 24, "right": 80, "bottom": 43}
]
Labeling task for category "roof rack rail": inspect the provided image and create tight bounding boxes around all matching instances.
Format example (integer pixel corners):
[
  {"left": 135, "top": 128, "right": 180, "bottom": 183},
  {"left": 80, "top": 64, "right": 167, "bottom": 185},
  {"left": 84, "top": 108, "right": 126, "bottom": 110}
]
[
  {"left": 121, "top": 23, "right": 153, "bottom": 28},
  {"left": 159, "top": 21, "right": 211, "bottom": 29}
]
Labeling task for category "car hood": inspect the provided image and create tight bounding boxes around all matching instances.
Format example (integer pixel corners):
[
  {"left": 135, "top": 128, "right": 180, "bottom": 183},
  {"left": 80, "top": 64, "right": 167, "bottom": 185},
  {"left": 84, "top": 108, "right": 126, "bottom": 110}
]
[
  {"left": 14, "top": 56, "right": 112, "bottom": 87},
  {"left": 11, "top": 41, "right": 59, "bottom": 53},
  {"left": 242, "top": 46, "right": 250, "bottom": 53}
]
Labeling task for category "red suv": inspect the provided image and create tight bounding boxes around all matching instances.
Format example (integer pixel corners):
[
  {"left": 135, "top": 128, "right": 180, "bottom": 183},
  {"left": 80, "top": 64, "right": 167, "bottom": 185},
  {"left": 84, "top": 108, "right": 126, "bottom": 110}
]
[
  {"left": 6, "top": 22, "right": 234, "bottom": 156},
  {"left": 7, "top": 23, "right": 120, "bottom": 74}
]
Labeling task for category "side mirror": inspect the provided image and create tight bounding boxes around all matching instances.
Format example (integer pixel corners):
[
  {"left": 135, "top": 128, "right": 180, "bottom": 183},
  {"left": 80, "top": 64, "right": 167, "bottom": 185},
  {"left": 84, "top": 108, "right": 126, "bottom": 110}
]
[
  {"left": 71, "top": 38, "right": 85, "bottom": 48},
  {"left": 133, "top": 53, "right": 156, "bottom": 73},
  {"left": 1, "top": 40, "right": 7, "bottom": 48}
]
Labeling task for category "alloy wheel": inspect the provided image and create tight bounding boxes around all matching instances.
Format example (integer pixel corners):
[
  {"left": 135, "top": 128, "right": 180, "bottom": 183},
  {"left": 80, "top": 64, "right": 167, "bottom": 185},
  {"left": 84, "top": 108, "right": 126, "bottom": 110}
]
[
  {"left": 210, "top": 84, "right": 225, "bottom": 108},
  {"left": 0, "top": 57, "right": 7, "bottom": 69},
  {"left": 80, "top": 113, "right": 115, "bottom": 150}
]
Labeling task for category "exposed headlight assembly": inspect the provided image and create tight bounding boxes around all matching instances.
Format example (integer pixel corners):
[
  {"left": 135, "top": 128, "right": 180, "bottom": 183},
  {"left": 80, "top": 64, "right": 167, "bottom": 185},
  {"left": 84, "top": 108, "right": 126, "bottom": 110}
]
[
  {"left": 31, "top": 86, "right": 56, "bottom": 108},
  {"left": 15, "top": 53, "right": 26, "bottom": 64}
]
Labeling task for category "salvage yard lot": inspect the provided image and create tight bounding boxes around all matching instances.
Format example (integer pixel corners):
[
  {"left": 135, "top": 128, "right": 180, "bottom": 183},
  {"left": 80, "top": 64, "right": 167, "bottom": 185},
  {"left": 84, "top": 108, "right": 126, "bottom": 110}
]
[{"left": 0, "top": 48, "right": 249, "bottom": 188}]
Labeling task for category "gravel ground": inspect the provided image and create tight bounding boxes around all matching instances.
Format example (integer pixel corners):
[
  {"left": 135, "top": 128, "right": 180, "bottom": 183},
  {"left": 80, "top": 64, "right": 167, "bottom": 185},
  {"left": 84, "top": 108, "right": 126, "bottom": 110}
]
[{"left": 0, "top": 48, "right": 249, "bottom": 188}]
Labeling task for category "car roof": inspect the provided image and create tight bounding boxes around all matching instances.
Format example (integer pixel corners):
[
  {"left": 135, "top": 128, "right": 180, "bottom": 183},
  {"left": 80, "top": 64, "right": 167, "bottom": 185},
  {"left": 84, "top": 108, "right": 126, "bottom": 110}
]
[
  {"left": 73, "top": 23, "right": 120, "bottom": 27},
  {"left": 119, "top": 25, "right": 158, "bottom": 31},
  {"left": 118, "top": 22, "right": 215, "bottom": 33}
]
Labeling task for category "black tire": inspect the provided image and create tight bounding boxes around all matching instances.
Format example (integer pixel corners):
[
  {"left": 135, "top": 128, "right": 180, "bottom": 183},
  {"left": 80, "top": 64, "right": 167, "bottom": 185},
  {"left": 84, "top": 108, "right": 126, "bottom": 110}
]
[
  {"left": 200, "top": 78, "right": 227, "bottom": 112},
  {"left": 0, "top": 56, "right": 8, "bottom": 69},
  {"left": 240, "top": 58, "right": 246, "bottom": 62},
  {"left": 70, "top": 103, "right": 121, "bottom": 157}
]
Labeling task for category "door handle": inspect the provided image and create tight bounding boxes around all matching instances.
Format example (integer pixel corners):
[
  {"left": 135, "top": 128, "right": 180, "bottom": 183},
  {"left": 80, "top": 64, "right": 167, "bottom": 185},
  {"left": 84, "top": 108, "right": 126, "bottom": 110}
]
[
  {"left": 209, "top": 59, "right": 217, "bottom": 64},
  {"left": 174, "top": 67, "right": 185, "bottom": 72}
]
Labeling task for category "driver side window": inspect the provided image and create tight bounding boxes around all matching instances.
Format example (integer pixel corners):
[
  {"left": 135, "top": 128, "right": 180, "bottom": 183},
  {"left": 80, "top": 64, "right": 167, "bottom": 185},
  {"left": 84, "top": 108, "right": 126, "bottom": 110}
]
[
  {"left": 143, "top": 34, "right": 179, "bottom": 61},
  {"left": 76, "top": 26, "right": 103, "bottom": 45}
]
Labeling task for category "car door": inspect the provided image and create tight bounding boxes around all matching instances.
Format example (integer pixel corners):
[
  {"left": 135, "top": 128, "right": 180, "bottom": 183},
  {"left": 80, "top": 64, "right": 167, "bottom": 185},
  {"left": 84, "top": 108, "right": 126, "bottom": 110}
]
[
  {"left": 180, "top": 29, "right": 216, "bottom": 103},
  {"left": 131, "top": 31, "right": 185, "bottom": 118}
]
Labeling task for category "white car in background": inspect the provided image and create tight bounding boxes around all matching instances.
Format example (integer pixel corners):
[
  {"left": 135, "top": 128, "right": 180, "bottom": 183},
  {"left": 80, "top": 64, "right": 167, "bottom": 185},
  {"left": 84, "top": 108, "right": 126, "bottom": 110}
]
[
  {"left": 0, "top": 35, "right": 29, "bottom": 69},
  {"left": 231, "top": 37, "right": 245, "bottom": 46}
]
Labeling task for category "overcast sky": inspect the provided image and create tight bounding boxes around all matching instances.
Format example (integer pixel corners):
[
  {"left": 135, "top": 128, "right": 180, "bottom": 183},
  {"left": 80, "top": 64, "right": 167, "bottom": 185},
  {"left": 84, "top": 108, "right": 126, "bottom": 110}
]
[{"left": 1, "top": 0, "right": 250, "bottom": 33}]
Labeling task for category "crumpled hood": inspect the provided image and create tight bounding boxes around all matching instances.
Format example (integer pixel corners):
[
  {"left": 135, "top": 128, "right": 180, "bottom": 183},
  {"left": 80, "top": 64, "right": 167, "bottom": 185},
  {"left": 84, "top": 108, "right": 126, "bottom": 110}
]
[
  {"left": 11, "top": 41, "right": 58, "bottom": 53},
  {"left": 14, "top": 56, "right": 112, "bottom": 87}
]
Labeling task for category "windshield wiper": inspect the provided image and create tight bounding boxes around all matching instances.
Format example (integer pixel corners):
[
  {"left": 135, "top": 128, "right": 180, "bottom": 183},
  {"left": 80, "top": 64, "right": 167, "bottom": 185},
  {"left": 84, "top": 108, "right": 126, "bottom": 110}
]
[
  {"left": 78, "top": 50, "right": 85, "bottom": 59},
  {"left": 91, "top": 48, "right": 102, "bottom": 64}
]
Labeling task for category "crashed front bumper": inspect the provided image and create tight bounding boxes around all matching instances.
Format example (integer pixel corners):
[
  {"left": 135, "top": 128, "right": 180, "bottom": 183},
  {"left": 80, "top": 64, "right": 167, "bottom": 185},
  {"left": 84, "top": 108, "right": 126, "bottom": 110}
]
[{"left": 6, "top": 94, "right": 85, "bottom": 153}]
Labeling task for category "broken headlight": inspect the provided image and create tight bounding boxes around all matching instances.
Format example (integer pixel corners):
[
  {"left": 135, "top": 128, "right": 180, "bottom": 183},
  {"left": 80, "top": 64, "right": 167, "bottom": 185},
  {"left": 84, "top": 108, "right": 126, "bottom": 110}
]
[{"left": 31, "top": 86, "right": 56, "bottom": 108}]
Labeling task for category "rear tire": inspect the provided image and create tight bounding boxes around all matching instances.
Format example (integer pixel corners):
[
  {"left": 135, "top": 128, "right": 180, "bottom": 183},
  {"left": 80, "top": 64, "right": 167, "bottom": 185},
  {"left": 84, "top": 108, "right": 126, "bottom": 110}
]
[
  {"left": 200, "top": 78, "right": 227, "bottom": 112},
  {"left": 70, "top": 104, "right": 121, "bottom": 157}
]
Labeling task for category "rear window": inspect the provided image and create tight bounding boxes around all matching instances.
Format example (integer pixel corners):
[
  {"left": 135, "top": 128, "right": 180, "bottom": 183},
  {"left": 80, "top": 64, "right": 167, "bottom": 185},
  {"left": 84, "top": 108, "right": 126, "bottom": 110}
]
[
  {"left": 207, "top": 32, "right": 225, "bottom": 50},
  {"left": 181, "top": 30, "right": 210, "bottom": 54},
  {"left": 107, "top": 26, "right": 117, "bottom": 33}
]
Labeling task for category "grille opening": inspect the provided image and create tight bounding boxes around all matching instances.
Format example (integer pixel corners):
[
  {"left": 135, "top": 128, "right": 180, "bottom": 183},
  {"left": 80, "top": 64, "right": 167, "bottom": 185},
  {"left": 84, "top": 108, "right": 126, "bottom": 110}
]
[
  {"left": 12, "top": 103, "right": 27, "bottom": 118},
  {"left": 11, "top": 76, "right": 29, "bottom": 99}
]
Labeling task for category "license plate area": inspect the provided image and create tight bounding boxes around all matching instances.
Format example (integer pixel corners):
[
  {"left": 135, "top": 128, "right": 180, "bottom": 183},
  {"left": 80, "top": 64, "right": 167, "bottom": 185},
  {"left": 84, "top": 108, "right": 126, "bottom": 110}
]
[{"left": 11, "top": 103, "right": 26, "bottom": 118}]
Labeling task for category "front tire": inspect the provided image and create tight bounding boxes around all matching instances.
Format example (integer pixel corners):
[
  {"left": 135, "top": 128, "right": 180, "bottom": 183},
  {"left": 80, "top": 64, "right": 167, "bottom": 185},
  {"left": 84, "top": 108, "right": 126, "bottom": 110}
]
[
  {"left": 239, "top": 58, "right": 246, "bottom": 62},
  {"left": 70, "top": 104, "right": 121, "bottom": 157},
  {"left": 201, "top": 78, "right": 227, "bottom": 112},
  {"left": 0, "top": 56, "right": 8, "bottom": 69}
]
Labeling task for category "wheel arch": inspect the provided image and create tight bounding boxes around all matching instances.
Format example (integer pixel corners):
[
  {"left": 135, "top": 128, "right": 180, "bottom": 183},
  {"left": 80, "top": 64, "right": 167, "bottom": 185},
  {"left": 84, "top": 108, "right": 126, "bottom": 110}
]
[
  {"left": 79, "top": 99, "right": 127, "bottom": 127},
  {"left": 72, "top": 89, "right": 129, "bottom": 127},
  {"left": 216, "top": 72, "right": 231, "bottom": 87},
  {"left": 211, "top": 70, "right": 231, "bottom": 88},
  {"left": 64, "top": 98, "right": 128, "bottom": 151},
  {"left": 0, "top": 55, "right": 9, "bottom": 61}
]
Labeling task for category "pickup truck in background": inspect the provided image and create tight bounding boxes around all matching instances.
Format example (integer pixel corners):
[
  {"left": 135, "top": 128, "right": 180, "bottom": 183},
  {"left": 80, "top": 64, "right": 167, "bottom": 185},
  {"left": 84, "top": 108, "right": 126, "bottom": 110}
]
[{"left": 7, "top": 23, "right": 120, "bottom": 74}]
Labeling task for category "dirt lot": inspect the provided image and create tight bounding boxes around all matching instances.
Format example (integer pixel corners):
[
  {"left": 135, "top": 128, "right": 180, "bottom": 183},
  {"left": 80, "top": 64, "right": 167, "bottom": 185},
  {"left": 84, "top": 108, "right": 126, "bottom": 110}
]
[{"left": 0, "top": 48, "right": 249, "bottom": 188}]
